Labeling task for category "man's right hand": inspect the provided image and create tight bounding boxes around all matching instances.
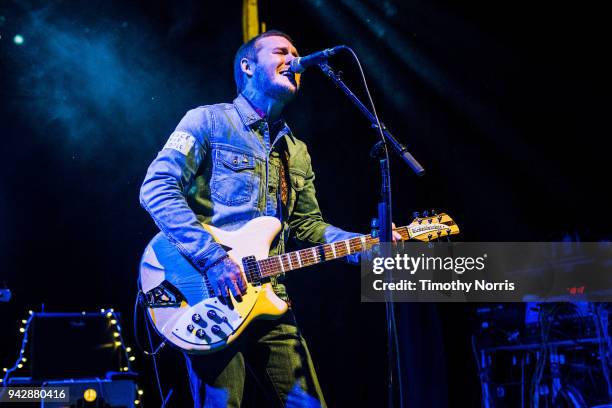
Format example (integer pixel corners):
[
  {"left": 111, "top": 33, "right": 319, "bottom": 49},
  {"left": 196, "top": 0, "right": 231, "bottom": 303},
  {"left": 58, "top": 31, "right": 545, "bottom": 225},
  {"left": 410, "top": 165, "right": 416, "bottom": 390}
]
[{"left": 206, "top": 256, "right": 248, "bottom": 299}]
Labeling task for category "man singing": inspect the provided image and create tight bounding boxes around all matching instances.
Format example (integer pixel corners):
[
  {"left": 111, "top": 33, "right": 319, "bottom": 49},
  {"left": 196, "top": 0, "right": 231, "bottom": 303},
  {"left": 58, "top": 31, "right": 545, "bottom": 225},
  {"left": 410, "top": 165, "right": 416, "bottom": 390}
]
[{"left": 140, "top": 30, "right": 364, "bottom": 407}]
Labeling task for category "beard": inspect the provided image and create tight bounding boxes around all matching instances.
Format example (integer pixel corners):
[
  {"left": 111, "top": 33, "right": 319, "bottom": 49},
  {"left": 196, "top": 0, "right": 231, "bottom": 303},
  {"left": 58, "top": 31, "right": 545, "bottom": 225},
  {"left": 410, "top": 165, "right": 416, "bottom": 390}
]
[{"left": 253, "top": 67, "right": 298, "bottom": 103}]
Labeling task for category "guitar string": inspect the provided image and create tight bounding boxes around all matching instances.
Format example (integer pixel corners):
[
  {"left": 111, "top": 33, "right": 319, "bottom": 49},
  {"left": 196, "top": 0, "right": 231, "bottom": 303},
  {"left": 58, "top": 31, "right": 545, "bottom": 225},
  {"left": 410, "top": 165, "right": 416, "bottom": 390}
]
[
  {"left": 176, "top": 234, "right": 449, "bottom": 288},
  {"left": 254, "top": 223, "right": 454, "bottom": 278},
  {"left": 212, "top": 221, "right": 450, "bottom": 280},
  {"left": 256, "top": 234, "right": 384, "bottom": 278},
  {"left": 177, "top": 232, "right": 451, "bottom": 284},
  {"left": 185, "top": 220, "right": 450, "bottom": 283},
  {"left": 176, "top": 221, "right": 454, "bottom": 285},
  {"left": 255, "top": 226, "right": 407, "bottom": 274}
]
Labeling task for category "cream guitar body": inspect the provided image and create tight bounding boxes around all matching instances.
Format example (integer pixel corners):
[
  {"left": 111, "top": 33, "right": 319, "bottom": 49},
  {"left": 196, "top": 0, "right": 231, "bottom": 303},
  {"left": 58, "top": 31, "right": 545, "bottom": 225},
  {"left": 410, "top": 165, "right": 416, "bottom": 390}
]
[
  {"left": 139, "top": 217, "right": 286, "bottom": 354},
  {"left": 139, "top": 213, "right": 459, "bottom": 354}
]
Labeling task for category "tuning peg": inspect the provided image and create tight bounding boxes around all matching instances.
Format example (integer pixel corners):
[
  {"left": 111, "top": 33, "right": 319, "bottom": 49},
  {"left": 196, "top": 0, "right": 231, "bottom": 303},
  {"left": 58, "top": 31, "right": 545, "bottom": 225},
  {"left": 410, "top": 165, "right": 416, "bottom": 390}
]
[
  {"left": 412, "top": 211, "right": 420, "bottom": 219},
  {"left": 371, "top": 218, "right": 380, "bottom": 238},
  {"left": 371, "top": 218, "right": 379, "bottom": 228},
  {"left": 422, "top": 210, "right": 429, "bottom": 217}
]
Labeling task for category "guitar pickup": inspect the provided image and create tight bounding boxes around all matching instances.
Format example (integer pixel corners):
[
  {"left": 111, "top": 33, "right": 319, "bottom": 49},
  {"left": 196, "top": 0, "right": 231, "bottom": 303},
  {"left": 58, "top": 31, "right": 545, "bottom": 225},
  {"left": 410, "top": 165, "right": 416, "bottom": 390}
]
[{"left": 242, "top": 255, "right": 262, "bottom": 285}]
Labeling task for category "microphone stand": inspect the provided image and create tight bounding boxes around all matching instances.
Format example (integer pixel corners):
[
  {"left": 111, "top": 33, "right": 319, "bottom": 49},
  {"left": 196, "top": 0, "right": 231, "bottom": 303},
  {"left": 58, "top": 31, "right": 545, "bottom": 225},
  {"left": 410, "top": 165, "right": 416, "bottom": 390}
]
[
  {"left": 317, "top": 62, "right": 425, "bottom": 408},
  {"left": 317, "top": 63, "right": 425, "bottom": 177}
]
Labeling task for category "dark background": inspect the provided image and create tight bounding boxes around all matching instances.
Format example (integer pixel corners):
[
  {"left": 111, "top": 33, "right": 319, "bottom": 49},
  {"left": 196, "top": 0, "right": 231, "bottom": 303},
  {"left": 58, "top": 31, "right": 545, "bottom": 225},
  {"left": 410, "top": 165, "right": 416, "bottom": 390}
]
[{"left": 0, "top": 0, "right": 609, "bottom": 406}]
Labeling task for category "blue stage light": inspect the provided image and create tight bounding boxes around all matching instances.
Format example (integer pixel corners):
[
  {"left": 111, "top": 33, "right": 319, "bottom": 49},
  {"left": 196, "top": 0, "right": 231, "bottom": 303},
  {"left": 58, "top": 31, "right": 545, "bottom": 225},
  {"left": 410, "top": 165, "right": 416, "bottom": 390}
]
[{"left": 13, "top": 34, "right": 24, "bottom": 45}]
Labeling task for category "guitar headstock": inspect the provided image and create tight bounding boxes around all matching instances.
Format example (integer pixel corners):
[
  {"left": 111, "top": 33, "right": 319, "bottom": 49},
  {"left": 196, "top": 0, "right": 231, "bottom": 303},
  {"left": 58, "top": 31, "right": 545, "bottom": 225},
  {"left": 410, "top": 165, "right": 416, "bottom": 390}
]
[{"left": 396, "top": 212, "right": 460, "bottom": 242}]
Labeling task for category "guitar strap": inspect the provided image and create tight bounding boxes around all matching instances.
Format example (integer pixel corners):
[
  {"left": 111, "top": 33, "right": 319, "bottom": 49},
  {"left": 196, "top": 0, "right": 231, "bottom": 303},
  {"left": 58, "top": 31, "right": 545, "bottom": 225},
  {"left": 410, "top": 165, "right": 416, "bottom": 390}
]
[
  {"left": 273, "top": 137, "right": 291, "bottom": 257},
  {"left": 279, "top": 148, "right": 290, "bottom": 207}
]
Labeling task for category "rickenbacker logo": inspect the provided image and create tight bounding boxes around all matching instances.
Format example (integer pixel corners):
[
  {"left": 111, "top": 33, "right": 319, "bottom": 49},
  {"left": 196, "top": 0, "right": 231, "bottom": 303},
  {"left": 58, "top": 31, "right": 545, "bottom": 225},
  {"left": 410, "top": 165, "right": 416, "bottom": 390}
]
[{"left": 410, "top": 223, "right": 448, "bottom": 234}]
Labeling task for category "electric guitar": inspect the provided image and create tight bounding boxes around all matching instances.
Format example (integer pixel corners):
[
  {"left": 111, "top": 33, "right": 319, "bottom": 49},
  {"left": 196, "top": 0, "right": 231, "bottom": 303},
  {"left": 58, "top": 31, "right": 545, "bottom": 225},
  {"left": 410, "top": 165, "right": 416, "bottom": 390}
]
[{"left": 139, "top": 213, "right": 459, "bottom": 354}]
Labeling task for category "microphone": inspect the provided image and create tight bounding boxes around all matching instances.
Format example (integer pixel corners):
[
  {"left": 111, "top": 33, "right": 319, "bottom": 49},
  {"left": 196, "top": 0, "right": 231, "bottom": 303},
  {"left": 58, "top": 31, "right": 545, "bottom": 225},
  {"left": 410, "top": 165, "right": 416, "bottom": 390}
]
[{"left": 289, "top": 45, "right": 346, "bottom": 73}]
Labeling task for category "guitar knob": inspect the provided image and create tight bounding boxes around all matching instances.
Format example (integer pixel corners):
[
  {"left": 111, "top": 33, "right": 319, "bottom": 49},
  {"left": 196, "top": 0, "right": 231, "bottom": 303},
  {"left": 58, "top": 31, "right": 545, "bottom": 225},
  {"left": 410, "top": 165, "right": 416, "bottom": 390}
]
[
  {"left": 195, "top": 329, "right": 206, "bottom": 339},
  {"left": 187, "top": 324, "right": 195, "bottom": 332},
  {"left": 192, "top": 314, "right": 202, "bottom": 323},
  {"left": 207, "top": 310, "right": 218, "bottom": 320},
  {"left": 211, "top": 325, "right": 221, "bottom": 335}
]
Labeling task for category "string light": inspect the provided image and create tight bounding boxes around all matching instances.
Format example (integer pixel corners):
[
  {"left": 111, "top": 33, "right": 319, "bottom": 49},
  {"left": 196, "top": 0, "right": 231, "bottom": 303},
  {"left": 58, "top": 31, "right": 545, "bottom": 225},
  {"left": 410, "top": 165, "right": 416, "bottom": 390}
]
[
  {"left": 104, "top": 309, "right": 135, "bottom": 375},
  {"left": 2, "top": 310, "right": 34, "bottom": 385},
  {"left": 3, "top": 308, "right": 141, "bottom": 402},
  {"left": 135, "top": 387, "right": 143, "bottom": 405}
]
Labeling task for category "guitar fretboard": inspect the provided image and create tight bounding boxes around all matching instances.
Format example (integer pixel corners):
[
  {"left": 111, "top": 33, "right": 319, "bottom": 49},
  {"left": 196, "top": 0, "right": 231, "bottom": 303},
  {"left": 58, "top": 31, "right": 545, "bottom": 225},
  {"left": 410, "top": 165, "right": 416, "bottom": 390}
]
[{"left": 253, "top": 227, "right": 412, "bottom": 278}]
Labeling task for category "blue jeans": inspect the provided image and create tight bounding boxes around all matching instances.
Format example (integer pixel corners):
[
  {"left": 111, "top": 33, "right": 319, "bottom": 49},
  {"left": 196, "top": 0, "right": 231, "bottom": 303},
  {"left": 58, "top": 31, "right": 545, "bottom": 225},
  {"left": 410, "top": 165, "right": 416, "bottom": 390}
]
[{"left": 184, "top": 311, "right": 326, "bottom": 408}]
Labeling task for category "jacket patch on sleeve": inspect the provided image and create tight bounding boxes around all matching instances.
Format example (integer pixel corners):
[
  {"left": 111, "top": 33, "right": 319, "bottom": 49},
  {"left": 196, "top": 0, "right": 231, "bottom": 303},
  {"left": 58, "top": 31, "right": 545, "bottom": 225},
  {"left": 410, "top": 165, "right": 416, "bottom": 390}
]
[{"left": 163, "top": 131, "right": 196, "bottom": 156}]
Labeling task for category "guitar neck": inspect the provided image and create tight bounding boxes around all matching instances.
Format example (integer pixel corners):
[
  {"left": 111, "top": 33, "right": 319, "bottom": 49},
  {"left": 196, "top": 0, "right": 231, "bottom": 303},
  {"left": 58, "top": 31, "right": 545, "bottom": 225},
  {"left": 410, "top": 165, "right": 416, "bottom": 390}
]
[{"left": 254, "top": 227, "right": 411, "bottom": 279}]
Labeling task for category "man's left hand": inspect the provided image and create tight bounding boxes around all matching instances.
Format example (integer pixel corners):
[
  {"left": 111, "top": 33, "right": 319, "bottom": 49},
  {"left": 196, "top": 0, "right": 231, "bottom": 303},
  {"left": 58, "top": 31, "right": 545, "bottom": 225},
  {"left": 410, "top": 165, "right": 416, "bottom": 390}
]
[{"left": 392, "top": 222, "right": 402, "bottom": 242}]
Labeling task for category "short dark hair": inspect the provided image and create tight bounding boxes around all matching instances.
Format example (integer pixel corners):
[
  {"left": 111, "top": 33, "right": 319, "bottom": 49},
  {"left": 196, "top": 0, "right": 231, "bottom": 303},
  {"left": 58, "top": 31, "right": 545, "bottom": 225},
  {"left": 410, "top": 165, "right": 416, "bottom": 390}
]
[{"left": 233, "top": 30, "right": 295, "bottom": 94}]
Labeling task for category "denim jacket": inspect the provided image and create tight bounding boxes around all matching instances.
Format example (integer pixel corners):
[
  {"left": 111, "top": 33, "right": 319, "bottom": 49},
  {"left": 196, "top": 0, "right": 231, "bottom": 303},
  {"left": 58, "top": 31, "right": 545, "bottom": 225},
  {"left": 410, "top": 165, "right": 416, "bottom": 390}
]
[{"left": 140, "top": 94, "right": 359, "bottom": 282}]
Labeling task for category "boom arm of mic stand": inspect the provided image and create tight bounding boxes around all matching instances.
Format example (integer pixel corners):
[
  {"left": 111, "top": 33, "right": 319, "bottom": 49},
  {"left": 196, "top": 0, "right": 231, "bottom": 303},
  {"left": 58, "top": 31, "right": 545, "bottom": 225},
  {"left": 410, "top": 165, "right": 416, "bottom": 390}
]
[{"left": 318, "top": 63, "right": 425, "bottom": 177}]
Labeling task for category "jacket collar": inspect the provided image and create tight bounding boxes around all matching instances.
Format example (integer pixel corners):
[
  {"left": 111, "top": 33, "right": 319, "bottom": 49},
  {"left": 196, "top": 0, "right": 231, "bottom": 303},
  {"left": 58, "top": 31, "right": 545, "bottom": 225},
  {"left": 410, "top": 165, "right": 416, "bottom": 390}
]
[
  {"left": 233, "top": 93, "right": 264, "bottom": 127},
  {"left": 233, "top": 93, "right": 295, "bottom": 143}
]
